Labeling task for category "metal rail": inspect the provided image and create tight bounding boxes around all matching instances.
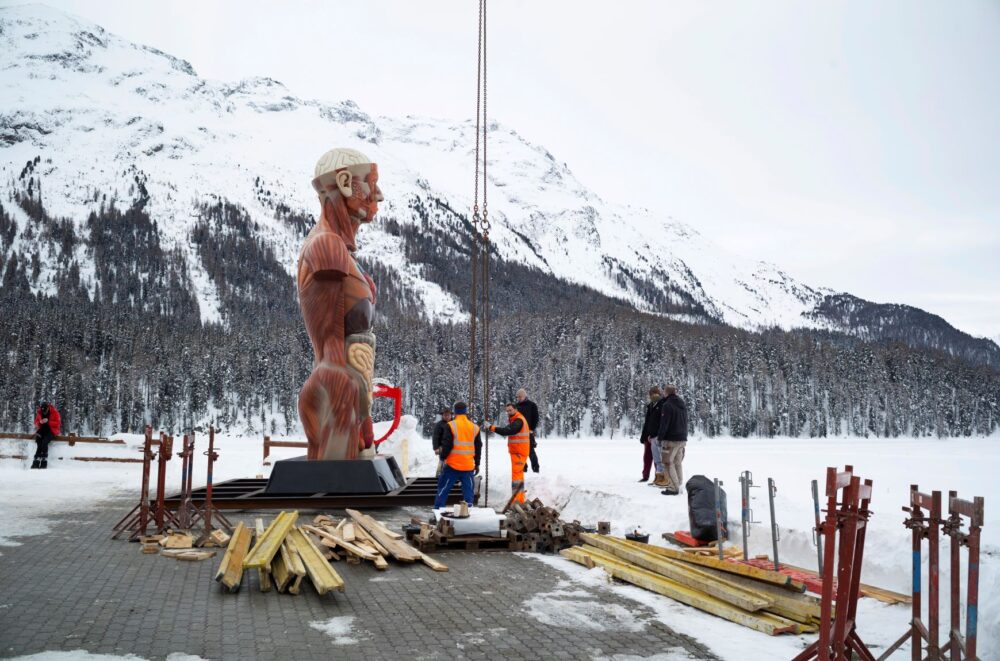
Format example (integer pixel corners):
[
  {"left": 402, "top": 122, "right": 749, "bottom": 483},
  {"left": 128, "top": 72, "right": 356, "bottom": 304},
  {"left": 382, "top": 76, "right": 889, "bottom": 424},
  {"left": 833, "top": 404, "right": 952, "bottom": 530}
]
[{"left": 164, "top": 476, "right": 474, "bottom": 510}]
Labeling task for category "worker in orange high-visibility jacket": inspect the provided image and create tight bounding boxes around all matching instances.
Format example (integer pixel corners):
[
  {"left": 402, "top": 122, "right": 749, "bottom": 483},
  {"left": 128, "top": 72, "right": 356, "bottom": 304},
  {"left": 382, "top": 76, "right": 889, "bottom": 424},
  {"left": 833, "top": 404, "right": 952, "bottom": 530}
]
[
  {"left": 434, "top": 401, "right": 482, "bottom": 509},
  {"left": 489, "top": 402, "right": 531, "bottom": 504}
]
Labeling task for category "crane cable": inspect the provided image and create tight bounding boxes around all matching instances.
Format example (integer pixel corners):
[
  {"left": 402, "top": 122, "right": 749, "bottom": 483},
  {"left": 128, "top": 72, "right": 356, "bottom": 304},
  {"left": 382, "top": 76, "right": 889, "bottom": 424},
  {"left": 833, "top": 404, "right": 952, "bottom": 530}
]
[{"left": 468, "top": 0, "right": 491, "bottom": 506}]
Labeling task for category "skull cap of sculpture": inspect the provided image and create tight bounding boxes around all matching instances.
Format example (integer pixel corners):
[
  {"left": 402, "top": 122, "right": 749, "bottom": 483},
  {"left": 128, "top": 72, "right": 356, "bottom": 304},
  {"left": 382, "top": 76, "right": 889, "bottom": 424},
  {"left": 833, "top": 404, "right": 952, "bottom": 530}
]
[{"left": 313, "top": 147, "right": 373, "bottom": 182}]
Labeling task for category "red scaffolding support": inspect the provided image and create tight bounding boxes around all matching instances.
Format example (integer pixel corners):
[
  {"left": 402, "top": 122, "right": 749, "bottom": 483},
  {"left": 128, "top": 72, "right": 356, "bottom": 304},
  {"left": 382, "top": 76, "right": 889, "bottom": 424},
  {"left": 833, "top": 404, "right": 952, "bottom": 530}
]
[
  {"left": 880, "top": 486, "right": 984, "bottom": 661},
  {"left": 793, "top": 464, "right": 875, "bottom": 661}
]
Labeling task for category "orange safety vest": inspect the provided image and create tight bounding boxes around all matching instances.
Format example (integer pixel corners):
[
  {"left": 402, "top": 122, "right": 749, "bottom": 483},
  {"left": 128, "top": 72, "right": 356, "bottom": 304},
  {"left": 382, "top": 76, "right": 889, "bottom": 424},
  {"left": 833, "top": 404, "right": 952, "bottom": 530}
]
[
  {"left": 507, "top": 411, "right": 531, "bottom": 447},
  {"left": 445, "top": 415, "right": 480, "bottom": 472}
]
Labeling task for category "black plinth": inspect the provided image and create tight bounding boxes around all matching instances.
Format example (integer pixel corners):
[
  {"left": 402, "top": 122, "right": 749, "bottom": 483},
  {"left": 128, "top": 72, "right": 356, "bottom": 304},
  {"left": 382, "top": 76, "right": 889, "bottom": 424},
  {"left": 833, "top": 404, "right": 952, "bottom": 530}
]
[{"left": 264, "top": 455, "right": 406, "bottom": 495}]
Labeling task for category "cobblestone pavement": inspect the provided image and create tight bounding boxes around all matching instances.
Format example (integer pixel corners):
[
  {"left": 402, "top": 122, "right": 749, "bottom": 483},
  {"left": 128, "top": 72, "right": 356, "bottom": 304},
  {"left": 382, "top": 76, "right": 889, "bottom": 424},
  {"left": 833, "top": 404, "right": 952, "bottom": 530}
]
[{"left": 0, "top": 502, "right": 717, "bottom": 660}]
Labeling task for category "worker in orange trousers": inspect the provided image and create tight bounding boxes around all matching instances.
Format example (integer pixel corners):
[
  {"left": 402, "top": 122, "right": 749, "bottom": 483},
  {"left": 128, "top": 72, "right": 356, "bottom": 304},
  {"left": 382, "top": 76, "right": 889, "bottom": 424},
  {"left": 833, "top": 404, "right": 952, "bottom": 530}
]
[{"left": 488, "top": 402, "right": 532, "bottom": 504}]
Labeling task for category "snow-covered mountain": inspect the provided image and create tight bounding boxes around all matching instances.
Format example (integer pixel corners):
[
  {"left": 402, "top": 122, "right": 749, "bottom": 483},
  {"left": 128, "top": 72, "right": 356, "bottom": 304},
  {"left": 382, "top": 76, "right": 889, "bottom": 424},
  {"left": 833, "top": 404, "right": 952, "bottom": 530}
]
[{"left": 2, "top": 4, "right": 997, "bottom": 367}]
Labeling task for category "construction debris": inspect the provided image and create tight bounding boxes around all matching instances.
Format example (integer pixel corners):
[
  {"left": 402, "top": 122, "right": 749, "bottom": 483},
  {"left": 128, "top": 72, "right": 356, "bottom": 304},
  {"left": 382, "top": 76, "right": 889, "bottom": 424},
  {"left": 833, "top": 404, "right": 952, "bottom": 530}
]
[
  {"left": 562, "top": 535, "right": 818, "bottom": 636},
  {"left": 202, "top": 510, "right": 450, "bottom": 596}
]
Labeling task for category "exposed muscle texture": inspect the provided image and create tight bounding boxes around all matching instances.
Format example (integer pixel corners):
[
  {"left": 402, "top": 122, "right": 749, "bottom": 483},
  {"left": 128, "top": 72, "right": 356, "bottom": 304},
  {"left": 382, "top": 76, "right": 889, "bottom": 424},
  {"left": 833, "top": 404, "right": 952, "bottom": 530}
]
[{"left": 297, "top": 149, "right": 382, "bottom": 460}]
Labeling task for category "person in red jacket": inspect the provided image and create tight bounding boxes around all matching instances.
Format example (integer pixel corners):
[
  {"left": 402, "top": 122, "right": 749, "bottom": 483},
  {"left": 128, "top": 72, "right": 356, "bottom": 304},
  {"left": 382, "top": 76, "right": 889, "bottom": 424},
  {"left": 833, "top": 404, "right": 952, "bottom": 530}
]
[{"left": 32, "top": 401, "right": 61, "bottom": 469}]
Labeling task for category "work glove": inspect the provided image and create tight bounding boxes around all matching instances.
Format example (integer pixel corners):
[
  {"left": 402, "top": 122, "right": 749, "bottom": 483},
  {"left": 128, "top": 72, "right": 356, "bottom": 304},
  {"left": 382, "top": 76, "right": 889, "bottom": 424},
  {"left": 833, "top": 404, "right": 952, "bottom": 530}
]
[{"left": 474, "top": 466, "right": 480, "bottom": 476}]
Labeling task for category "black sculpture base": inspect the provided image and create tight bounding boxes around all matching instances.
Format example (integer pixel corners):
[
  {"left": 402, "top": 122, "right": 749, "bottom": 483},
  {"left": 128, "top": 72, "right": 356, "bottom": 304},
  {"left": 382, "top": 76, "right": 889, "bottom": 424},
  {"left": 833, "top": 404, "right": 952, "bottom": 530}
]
[{"left": 265, "top": 455, "right": 406, "bottom": 495}]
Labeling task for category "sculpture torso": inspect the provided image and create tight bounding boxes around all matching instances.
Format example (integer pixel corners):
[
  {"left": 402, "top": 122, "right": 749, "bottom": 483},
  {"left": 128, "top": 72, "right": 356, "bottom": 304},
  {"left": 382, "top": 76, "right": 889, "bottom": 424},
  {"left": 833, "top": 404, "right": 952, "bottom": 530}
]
[
  {"left": 296, "top": 219, "right": 377, "bottom": 460},
  {"left": 297, "top": 224, "right": 375, "bottom": 361}
]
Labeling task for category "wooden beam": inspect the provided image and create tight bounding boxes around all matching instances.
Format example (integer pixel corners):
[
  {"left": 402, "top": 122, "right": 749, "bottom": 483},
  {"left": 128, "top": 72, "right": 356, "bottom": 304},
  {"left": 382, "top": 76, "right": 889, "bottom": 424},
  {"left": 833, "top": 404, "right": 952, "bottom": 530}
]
[
  {"left": 302, "top": 525, "right": 380, "bottom": 561},
  {"left": 623, "top": 539, "right": 806, "bottom": 592},
  {"left": 286, "top": 527, "right": 345, "bottom": 595},
  {"left": 215, "top": 522, "right": 252, "bottom": 592},
  {"left": 254, "top": 518, "right": 273, "bottom": 593},
  {"left": 345, "top": 509, "right": 422, "bottom": 563},
  {"left": 562, "top": 546, "right": 802, "bottom": 635},
  {"left": 418, "top": 551, "right": 449, "bottom": 572},
  {"left": 243, "top": 511, "right": 298, "bottom": 569},
  {"left": 580, "top": 533, "right": 772, "bottom": 612}
]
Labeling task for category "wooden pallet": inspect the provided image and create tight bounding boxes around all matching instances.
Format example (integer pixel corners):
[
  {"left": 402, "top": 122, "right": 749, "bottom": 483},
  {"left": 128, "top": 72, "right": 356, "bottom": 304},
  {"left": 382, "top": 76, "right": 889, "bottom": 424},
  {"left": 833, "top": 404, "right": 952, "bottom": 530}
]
[{"left": 415, "top": 533, "right": 512, "bottom": 552}]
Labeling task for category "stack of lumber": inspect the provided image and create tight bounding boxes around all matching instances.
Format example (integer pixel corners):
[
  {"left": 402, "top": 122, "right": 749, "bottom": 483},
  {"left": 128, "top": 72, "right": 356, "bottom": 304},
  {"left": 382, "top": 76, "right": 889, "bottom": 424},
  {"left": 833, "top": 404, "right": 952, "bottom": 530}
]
[
  {"left": 561, "top": 534, "right": 823, "bottom": 636},
  {"left": 736, "top": 558, "right": 910, "bottom": 605},
  {"left": 214, "top": 511, "right": 345, "bottom": 595},
  {"left": 214, "top": 509, "right": 448, "bottom": 595},
  {"left": 303, "top": 509, "right": 447, "bottom": 573}
]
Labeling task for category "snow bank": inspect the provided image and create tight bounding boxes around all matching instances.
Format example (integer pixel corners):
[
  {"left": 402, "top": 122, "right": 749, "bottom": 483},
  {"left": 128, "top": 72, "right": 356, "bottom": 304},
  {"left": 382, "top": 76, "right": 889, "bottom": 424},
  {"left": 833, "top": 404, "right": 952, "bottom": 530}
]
[{"left": 507, "top": 436, "right": 1000, "bottom": 660}]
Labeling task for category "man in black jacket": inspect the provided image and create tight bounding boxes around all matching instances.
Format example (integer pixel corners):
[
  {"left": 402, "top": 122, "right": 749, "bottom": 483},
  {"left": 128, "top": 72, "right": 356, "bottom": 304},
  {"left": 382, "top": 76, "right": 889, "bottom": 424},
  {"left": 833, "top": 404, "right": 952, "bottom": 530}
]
[
  {"left": 431, "top": 408, "right": 453, "bottom": 477},
  {"left": 639, "top": 386, "right": 665, "bottom": 484},
  {"left": 515, "top": 388, "right": 540, "bottom": 473},
  {"left": 657, "top": 385, "right": 689, "bottom": 496}
]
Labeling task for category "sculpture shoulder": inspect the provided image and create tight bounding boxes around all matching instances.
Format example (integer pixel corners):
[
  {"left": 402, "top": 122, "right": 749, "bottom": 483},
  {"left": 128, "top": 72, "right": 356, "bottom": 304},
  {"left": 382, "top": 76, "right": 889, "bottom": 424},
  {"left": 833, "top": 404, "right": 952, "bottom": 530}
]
[{"left": 300, "top": 230, "right": 352, "bottom": 278}]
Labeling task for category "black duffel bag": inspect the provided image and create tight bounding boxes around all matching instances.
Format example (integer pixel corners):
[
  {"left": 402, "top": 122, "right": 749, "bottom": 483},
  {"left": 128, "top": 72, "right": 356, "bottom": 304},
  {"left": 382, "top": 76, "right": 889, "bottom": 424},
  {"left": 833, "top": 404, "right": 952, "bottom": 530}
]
[{"left": 686, "top": 475, "right": 728, "bottom": 542}]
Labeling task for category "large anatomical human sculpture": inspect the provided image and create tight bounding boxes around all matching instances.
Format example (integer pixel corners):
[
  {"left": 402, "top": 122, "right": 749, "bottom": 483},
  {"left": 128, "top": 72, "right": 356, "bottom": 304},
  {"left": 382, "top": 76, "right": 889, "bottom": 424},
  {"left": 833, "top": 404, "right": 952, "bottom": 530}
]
[{"left": 298, "top": 147, "right": 383, "bottom": 460}]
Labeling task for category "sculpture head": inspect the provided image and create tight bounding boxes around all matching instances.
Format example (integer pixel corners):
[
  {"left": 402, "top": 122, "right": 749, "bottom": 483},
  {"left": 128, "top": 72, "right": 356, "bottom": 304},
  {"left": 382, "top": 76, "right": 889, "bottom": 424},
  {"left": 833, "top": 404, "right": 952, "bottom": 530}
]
[{"left": 312, "top": 147, "right": 384, "bottom": 251}]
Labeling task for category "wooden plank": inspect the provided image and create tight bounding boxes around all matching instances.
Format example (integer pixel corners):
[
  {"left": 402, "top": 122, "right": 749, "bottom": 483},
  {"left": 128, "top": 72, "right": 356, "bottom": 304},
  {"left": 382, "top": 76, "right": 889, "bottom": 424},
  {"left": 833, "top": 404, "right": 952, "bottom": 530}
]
[
  {"left": 255, "top": 518, "right": 273, "bottom": 593},
  {"left": 345, "top": 509, "right": 422, "bottom": 562},
  {"left": 580, "top": 534, "right": 772, "bottom": 612},
  {"left": 271, "top": 547, "right": 292, "bottom": 592},
  {"left": 562, "top": 546, "right": 801, "bottom": 635},
  {"left": 161, "top": 533, "right": 194, "bottom": 549},
  {"left": 418, "top": 551, "right": 449, "bottom": 572},
  {"left": 215, "top": 522, "right": 252, "bottom": 592},
  {"left": 174, "top": 550, "right": 218, "bottom": 561},
  {"left": 286, "top": 527, "right": 345, "bottom": 595},
  {"left": 302, "top": 525, "right": 380, "bottom": 561},
  {"left": 214, "top": 525, "right": 239, "bottom": 583},
  {"left": 243, "top": 511, "right": 298, "bottom": 569},
  {"left": 342, "top": 522, "right": 356, "bottom": 542},
  {"left": 366, "top": 517, "right": 404, "bottom": 540},
  {"left": 284, "top": 539, "right": 306, "bottom": 577},
  {"left": 690, "top": 564, "right": 824, "bottom": 625},
  {"left": 624, "top": 539, "right": 806, "bottom": 592},
  {"left": 352, "top": 525, "right": 390, "bottom": 556}
]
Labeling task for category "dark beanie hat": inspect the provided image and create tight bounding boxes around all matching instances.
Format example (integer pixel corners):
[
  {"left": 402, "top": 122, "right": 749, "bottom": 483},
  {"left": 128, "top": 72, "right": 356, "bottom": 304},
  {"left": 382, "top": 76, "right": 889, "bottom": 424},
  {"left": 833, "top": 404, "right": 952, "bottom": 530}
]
[{"left": 453, "top": 401, "right": 468, "bottom": 414}]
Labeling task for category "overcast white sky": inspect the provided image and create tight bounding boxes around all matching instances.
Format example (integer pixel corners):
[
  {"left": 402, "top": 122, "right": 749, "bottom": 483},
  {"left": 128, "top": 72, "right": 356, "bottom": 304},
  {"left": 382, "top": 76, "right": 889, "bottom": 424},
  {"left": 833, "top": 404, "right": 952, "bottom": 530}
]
[{"left": 20, "top": 0, "right": 1000, "bottom": 338}]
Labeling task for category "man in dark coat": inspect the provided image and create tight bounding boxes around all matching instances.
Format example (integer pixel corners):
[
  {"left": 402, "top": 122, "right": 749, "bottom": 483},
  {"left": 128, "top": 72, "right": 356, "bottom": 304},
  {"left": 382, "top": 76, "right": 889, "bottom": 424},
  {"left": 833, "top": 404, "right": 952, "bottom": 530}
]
[
  {"left": 32, "top": 401, "right": 61, "bottom": 470},
  {"left": 431, "top": 408, "right": 453, "bottom": 477},
  {"left": 639, "top": 386, "right": 665, "bottom": 483},
  {"left": 515, "top": 388, "right": 540, "bottom": 473},
  {"left": 657, "top": 385, "right": 688, "bottom": 496}
]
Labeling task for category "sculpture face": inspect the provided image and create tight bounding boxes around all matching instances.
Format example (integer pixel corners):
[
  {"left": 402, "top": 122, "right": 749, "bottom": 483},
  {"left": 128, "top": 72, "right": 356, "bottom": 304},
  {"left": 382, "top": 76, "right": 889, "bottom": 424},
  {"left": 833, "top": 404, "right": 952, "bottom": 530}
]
[{"left": 312, "top": 150, "right": 383, "bottom": 252}]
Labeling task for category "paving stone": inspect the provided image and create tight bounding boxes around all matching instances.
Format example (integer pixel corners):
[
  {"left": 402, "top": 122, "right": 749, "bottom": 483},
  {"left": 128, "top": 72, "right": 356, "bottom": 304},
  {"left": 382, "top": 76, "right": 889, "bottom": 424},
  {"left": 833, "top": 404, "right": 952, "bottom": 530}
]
[{"left": 0, "top": 501, "right": 717, "bottom": 660}]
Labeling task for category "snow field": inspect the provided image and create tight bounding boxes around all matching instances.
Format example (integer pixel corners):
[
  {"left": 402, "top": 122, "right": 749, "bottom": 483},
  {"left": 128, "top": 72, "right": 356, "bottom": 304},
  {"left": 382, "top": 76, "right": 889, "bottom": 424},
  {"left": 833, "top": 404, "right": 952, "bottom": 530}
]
[{"left": 1, "top": 427, "right": 996, "bottom": 658}]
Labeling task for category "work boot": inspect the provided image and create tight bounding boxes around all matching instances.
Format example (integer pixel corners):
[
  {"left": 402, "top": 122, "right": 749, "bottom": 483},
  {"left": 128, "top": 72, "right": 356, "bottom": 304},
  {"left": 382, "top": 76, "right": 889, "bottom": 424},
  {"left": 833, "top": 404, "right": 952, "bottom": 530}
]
[
  {"left": 638, "top": 476, "right": 649, "bottom": 483},
  {"left": 30, "top": 458, "right": 40, "bottom": 469},
  {"left": 39, "top": 458, "right": 48, "bottom": 469},
  {"left": 652, "top": 473, "right": 670, "bottom": 487},
  {"left": 661, "top": 486, "right": 679, "bottom": 496}
]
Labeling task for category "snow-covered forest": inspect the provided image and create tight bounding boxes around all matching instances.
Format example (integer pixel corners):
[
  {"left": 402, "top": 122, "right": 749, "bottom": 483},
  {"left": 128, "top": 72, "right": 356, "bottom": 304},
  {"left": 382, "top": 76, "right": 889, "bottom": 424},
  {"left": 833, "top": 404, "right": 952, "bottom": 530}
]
[{"left": 2, "top": 185, "right": 997, "bottom": 438}]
